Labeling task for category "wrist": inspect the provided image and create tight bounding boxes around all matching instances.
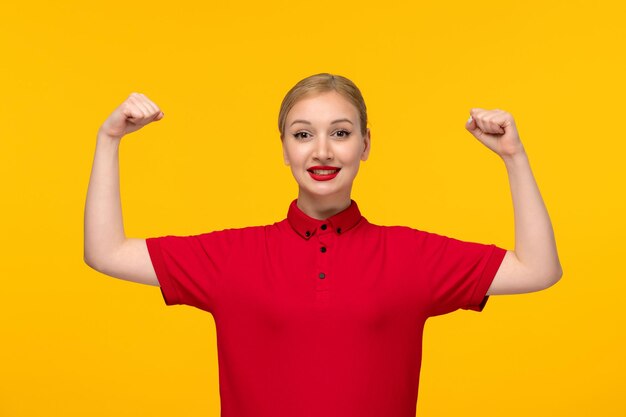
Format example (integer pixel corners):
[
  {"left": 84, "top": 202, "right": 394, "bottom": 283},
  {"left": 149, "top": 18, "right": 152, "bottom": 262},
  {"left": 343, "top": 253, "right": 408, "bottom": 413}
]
[
  {"left": 97, "top": 128, "right": 123, "bottom": 143},
  {"left": 501, "top": 147, "right": 528, "bottom": 167},
  {"left": 500, "top": 143, "right": 528, "bottom": 164}
]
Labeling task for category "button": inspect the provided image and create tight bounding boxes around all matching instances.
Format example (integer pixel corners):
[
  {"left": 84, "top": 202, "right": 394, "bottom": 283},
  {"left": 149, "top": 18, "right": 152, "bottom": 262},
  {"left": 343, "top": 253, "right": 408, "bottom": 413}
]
[
  {"left": 305, "top": 230, "right": 311, "bottom": 237},
  {"left": 320, "top": 247, "right": 327, "bottom": 253},
  {"left": 319, "top": 272, "right": 326, "bottom": 279},
  {"left": 320, "top": 224, "right": 327, "bottom": 230},
  {"left": 336, "top": 227, "right": 342, "bottom": 234}
]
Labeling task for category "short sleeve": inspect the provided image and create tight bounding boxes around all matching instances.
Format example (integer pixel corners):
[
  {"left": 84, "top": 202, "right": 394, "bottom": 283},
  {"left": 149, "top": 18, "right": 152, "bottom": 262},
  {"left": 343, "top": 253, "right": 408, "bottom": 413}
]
[
  {"left": 145, "top": 229, "right": 235, "bottom": 312},
  {"left": 415, "top": 230, "right": 507, "bottom": 317}
]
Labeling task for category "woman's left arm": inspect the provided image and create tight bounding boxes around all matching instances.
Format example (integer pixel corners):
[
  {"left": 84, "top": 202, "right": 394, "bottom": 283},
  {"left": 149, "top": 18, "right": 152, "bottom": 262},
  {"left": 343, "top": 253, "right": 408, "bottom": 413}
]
[{"left": 465, "top": 108, "right": 563, "bottom": 295}]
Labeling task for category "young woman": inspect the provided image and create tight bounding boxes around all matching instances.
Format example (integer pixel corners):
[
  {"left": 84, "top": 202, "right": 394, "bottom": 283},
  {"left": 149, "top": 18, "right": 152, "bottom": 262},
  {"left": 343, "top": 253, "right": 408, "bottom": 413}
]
[{"left": 84, "top": 73, "right": 562, "bottom": 417}]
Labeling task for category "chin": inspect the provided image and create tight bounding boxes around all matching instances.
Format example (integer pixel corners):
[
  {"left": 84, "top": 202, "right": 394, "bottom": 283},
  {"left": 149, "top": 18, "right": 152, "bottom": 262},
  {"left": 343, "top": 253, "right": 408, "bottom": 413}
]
[{"left": 301, "top": 183, "right": 351, "bottom": 199}]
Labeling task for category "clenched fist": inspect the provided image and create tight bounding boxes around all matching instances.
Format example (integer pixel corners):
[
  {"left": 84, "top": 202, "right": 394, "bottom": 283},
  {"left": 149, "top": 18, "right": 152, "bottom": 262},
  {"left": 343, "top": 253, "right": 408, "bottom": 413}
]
[
  {"left": 465, "top": 108, "right": 525, "bottom": 159},
  {"left": 98, "top": 92, "right": 164, "bottom": 140}
]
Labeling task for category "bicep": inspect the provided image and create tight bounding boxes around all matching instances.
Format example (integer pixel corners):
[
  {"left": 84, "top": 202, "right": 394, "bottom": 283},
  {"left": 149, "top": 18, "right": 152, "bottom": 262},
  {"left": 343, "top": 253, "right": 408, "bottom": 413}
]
[
  {"left": 88, "top": 238, "right": 160, "bottom": 287},
  {"left": 487, "top": 250, "right": 546, "bottom": 295}
]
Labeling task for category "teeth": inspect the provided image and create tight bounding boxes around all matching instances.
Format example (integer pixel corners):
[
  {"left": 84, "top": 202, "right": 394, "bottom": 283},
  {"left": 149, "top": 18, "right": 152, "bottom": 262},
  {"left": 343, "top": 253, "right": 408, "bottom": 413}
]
[{"left": 312, "top": 169, "right": 338, "bottom": 175}]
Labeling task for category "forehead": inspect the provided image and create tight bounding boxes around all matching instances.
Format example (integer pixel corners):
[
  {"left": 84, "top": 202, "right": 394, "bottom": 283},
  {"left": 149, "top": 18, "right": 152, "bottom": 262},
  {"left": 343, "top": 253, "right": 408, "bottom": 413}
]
[{"left": 286, "top": 91, "right": 358, "bottom": 124}]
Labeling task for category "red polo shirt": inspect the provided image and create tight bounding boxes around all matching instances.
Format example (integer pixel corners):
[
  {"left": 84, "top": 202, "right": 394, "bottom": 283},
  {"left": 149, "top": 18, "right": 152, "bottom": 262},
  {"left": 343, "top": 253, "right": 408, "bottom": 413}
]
[{"left": 145, "top": 199, "right": 506, "bottom": 417}]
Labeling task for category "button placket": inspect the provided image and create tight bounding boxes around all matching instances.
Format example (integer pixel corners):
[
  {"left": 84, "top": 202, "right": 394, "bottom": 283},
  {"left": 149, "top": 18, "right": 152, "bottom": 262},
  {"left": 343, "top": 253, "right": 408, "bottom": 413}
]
[{"left": 315, "top": 225, "right": 331, "bottom": 293}]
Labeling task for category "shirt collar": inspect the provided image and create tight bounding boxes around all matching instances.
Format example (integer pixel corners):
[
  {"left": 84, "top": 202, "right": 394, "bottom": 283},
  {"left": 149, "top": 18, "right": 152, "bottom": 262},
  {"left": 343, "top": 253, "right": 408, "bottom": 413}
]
[{"left": 287, "top": 198, "right": 363, "bottom": 240}]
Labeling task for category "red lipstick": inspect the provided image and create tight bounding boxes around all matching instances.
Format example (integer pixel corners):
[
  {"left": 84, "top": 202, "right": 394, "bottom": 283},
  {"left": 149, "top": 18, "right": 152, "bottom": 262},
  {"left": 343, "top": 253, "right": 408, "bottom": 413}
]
[{"left": 307, "top": 165, "right": 341, "bottom": 181}]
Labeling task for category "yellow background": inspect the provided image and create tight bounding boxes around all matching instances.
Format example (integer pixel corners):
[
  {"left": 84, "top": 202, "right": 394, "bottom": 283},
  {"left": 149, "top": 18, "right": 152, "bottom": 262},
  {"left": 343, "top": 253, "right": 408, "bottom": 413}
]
[{"left": 1, "top": 0, "right": 624, "bottom": 416}]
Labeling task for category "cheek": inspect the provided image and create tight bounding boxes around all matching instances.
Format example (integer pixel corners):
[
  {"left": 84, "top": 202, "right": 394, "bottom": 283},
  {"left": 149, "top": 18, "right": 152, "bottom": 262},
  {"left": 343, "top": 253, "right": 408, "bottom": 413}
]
[
  {"left": 339, "top": 146, "right": 363, "bottom": 164},
  {"left": 288, "top": 147, "right": 310, "bottom": 165}
]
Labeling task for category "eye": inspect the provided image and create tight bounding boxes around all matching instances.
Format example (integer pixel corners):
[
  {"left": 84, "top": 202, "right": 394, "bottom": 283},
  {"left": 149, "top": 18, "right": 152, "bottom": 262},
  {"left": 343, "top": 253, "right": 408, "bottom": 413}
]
[
  {"left": 335, "top": 129, "right": 351, "bottom": 138},
  {"left": 293, "top": 131, "right": 310, "bottom": 140}
]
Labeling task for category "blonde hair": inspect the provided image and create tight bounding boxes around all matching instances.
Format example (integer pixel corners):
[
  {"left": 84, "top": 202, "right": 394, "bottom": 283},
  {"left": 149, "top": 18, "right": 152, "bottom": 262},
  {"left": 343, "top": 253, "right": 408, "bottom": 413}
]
[{"left": 278, "top": 73, "right": 368, "bottom": 140}]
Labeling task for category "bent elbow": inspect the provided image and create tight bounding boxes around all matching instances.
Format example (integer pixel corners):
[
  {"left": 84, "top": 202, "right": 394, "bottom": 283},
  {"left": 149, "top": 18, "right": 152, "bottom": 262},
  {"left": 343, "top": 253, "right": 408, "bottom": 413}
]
[
  {"left": 84, "top": 254, "right": 98, "bottom": 271},
  {"left": 540, "top": 265, "right": 563, "bottom": 290},
  {"left": 84, "top": 250, "right": 103, "bottom": 272}
]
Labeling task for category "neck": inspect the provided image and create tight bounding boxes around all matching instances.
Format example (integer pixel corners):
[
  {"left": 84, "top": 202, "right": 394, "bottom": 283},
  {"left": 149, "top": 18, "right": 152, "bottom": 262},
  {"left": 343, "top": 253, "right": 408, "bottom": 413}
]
[{"left": 296, "top": 188, "right": 352, "bottom": 220}]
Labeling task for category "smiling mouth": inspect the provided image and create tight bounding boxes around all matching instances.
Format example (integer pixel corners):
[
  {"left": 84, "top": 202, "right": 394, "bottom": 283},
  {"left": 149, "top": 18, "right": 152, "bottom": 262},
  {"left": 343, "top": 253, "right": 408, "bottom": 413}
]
[{"left": 307, "top": 167, "right": 341, "bottom": 181}]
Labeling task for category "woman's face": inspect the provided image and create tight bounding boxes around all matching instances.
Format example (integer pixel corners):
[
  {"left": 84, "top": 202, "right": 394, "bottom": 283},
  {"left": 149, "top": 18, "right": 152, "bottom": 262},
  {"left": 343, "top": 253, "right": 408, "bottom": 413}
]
[{"left": 282, "top": 90, "right": 370, "bottom": 201}]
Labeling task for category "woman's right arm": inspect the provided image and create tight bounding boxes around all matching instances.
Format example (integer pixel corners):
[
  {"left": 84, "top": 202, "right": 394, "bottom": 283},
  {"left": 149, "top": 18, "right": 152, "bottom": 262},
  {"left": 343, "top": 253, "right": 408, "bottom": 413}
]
[{"left": 83, "top": 93, "right": 164, "bottom": 286}]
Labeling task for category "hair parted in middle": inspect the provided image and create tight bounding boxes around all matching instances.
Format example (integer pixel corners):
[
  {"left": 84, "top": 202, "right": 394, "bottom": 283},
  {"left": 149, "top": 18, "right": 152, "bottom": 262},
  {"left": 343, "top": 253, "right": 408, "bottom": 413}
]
[{"left": 278, "top": 73, "right": 368, "bottom": 141}]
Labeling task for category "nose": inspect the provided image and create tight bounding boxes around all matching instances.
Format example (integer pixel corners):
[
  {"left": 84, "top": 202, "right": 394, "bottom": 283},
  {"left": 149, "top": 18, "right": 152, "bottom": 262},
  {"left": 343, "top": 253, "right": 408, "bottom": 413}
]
[{"left": 313, "top": 135, "right": 333, "bottom": 161}]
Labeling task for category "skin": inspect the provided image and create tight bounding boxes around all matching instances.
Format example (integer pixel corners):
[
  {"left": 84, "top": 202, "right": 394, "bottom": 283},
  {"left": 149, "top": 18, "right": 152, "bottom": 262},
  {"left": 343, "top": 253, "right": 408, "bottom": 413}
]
[
  {"left": 465, "top": 109, "right": 562, "bottom": 294},
  {"left": 84, "top": 93, "right": 166, "bottom": 286},
  {"left": 281, "top": 90, "right": 371, "bottom": 220}
]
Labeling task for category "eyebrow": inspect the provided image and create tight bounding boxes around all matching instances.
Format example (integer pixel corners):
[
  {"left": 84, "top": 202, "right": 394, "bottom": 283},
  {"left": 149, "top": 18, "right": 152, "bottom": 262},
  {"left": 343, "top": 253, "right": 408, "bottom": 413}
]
[{"left": 290, "top": 118, "right": 353, "bottom": 127}]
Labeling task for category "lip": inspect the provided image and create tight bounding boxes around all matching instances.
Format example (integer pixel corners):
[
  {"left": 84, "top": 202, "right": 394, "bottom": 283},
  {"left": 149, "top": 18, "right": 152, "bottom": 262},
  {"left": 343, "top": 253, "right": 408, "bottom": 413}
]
[{"left": 307, "top": 166, "right": 341, "bottom": 182}]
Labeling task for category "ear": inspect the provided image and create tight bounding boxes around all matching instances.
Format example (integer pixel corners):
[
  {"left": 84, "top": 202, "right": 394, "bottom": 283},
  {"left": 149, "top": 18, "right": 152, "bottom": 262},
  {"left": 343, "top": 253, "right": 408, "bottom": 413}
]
[
  {"left": 360, "top": 128, "right": 371, "bottom": 161},
  {"left": 282, "top": 139, "right": 290, "bottom": 166}
]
